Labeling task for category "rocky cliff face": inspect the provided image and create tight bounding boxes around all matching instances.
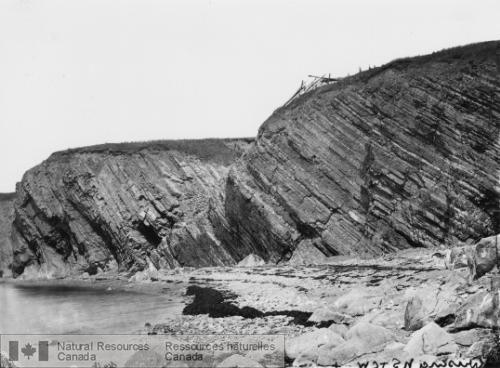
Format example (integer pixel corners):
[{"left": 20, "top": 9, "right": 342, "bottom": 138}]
[
  {"left": 215, "top": 41, "right": 500, "bottom": 261},
  {"left": 11, "top": 139, "right": 253, "bottom": 276},
  {"left": 7, "top": 41, "right": 500, "bottom": 276},
  {"left": 0, "top": 193, "right": 16, "bottom": 277}
]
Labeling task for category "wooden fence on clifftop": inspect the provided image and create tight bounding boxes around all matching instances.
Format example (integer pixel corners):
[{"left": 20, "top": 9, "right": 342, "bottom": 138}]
[{"left": 283, "top": 74, "right": 340, "bottom": 107}]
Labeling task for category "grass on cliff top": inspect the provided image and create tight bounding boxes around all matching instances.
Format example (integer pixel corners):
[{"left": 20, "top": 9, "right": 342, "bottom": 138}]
[
  {"left": 351, "top": 39, "right": 499, "bottom": 82},
  {"left": 0, "top": 193, "right": 16, "bottom": 201},
  {"left": 50, "top": 138, "right": 254, "bottom": 166},
  {"left": 278, "top": 40, "right": 500, "bottom": 111}
]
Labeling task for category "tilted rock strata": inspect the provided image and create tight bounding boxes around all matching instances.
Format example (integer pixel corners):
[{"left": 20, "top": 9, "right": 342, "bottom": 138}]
[
  {"left": 11, "top": 139, "right": 253, "bottom": 276},
  {"left": 221, "top": 41, "right": 500, "bottom": 258},
  {"left": 0, "top": 193, "right": 16, "bottom": 276},
  {"left": 7, "top": 41, "right": 500, "bottom": 275}
]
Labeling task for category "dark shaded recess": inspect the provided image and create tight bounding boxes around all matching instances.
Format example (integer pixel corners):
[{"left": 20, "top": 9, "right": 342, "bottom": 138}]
[
  {"left": 296, "top": 222, "right": 317, "bottom": 239},
  {"left": 183, "top": 286, "right": 337, "bottom": 327},
  {"left": 136, "top": 222, "right": 162, "bottom": 246},
  {"left": 434, "top": 313, "right": 456, "bottom": 327},
  {"left": 315, "top": 240, "right": 340, "bottom": 257},
  {"left": 360, "top": 143, "right": 375, "bottom": 178},
  {"left": 484, "top": 344, "right": 500, "bottom": 368},
  {"left": 87, "top": 220, "right": 122, "bottom": 265},
  {"left": 475, "top": 187, "right": 500, "bottom": 233},
  {"left": 19, "top": 196, "right": 73, "bottom": 260},
  {"left": 472, "top": 141, "right": 488, "bottom": 154},
  {"left": 11, "top": 263, "right": 26, "bottom": 278},
  {"left": 394, "top": 228, "right": 425, "bottom": 248},
  {"left": 85, "top": 264, "right": 99, "bottom": 276},
  {"left": 360, "top": 186, "right": 371, "bottom": 212},
  {"left": 443, "top": 191, "right": 455, "bottom": 239},
  {"left": 46, "top": 216, "right": 74, "bottom": 258}
]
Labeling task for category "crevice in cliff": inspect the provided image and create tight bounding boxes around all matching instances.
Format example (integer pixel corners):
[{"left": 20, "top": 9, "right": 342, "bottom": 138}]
[
  {"left": 296, "top": 222, "right": 318, "bottom": 240},
  {"left": 474, "top": 186, "right": 500, "bottom": 234},
  {"left": 136, "top": 221, "right": 162, "bottom": 246}
]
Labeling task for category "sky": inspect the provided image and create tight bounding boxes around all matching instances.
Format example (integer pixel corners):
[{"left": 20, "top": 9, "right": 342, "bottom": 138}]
[{"left": 0, "top": 0, "right": 499, "bottom": 192}]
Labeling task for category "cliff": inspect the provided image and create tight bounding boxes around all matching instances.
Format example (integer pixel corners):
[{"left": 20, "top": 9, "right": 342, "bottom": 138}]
[
  {"left": 10, "top": 139, "right": 253, "bottom": 276},
  {"left": 0, "top": 193, "right": 16, "bottom": 277},
  {"left": 6, "top": 41, "right": 500, "bottom": 276},
  {"left": 218, "top": 41, "right": 500, "bottom": 260}
]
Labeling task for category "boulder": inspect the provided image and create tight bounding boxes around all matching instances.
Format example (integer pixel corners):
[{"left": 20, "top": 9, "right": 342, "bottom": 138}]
[
  {"left": 237, "top": 254, "right": 266, "bottom": 267},
  {"left": 403, "top": 285, "right": 461, "bottom": 327},
  {"left": 384, "top": 342, "right": 406, "bottom": 352},
  {"left": 466, "top": 338, "right": 500, "bottom": 364},
  {"left": 217, "top": 354, "right": 263, "bottom": 368},
  {"left": 404, "top": 322, "right": 458, "bottom": 356},
  {"left": 327, "top": 323, "right": 349, "bottom": 338},
  {"left": 317, "top": 339, "right": 365, "bottom": 367},
  {"left": 333, "top": 290, "right": 382, "bottom": 316},
  {"left": 445, "top": 245, "right": 474, "bottom": 270},
  {"left": 445, "top": 235, "right": 500, "bottom": 280},
  {"left": 316, "top": 323, "right": 395, "bottom": 366},
  {"left": 307, "top": 306, "right": 353, "bottom": 325},
  {"left": 472, "top": 235, "right": 500, "bottom": 279},
  {"left": 452, "top": 328, "right": 494, "bottom": 348},
  {"left": 124, "top": 349, "right": 170, "bottom": 368},
  {"left": 285, "top": 328, "right": 345, "bottom": 360},
  {"left": 345, "top": 322, "right": 395, "bottom": 348},
  {"left": 129, "top": 259, "right": 161, "bottom": 282},
  {"left": 355, "top": 308, "right": 403, "bottom": 330},
  {"left": 292, "top": 352, "right": 318, "bottom": 367},
  {"left": 404, "top": 296, "right": 429, "bottom": 331},
  {"left": 452, "top": 290, "right": 500, "bottom": 330}
]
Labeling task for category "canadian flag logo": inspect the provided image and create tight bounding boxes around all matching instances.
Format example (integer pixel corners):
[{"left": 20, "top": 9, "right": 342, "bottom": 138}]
[{"left": 8, "top": 341, "right": 49, "bottom": 361}]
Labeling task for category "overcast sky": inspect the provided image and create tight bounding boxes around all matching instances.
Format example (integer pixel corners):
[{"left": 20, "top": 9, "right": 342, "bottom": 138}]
[{"left": 0, "top": 0, "right": 499, "bottom": 192}]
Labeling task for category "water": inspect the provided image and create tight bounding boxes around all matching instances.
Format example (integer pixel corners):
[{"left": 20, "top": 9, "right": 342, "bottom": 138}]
[{"left": 0, "top": 280, "right": 184, "bottom": 334}]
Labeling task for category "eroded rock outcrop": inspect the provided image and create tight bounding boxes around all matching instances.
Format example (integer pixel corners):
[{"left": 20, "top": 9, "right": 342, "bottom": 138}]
[
  {"left": 0, "top": 193, "right": 16, "bottom": 277},
  {"left": 11, "top": 139, "right": 253, "bottom": 276},
  {"left": 218, "top": 41, "right": 500, "bottom": 260}
]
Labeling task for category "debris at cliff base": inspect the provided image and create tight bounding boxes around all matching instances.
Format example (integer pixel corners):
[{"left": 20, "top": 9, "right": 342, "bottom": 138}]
[{"left": 150, "top": 248, "right": 498, "bottom": 365}]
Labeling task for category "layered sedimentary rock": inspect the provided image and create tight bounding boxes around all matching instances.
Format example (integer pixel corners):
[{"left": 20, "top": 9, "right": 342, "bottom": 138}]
[
  {"left": 0, "top": 193, "right": 16, "bottom": 276},
  {"left": 7, "top": 41, "right": 500, "bottom": 276},
  {"left": 217, "top": 41, "right": 500, "bottom": 260},
  {"left": 11, "top": 139, "right": 252, "bottom": 276}
]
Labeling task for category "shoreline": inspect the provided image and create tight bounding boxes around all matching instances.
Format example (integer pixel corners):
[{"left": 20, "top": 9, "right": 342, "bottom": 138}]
[{"left": 2, "top": 248, "right": 499, "bottom": 366}]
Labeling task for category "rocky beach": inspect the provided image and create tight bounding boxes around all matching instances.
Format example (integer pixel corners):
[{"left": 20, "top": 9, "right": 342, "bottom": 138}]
[
  {"left": 142, "top": 245, "right": 500, "bottom": 366},
  {"left": 3, "top": 243, "right": 499, "bottom": 367}
]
